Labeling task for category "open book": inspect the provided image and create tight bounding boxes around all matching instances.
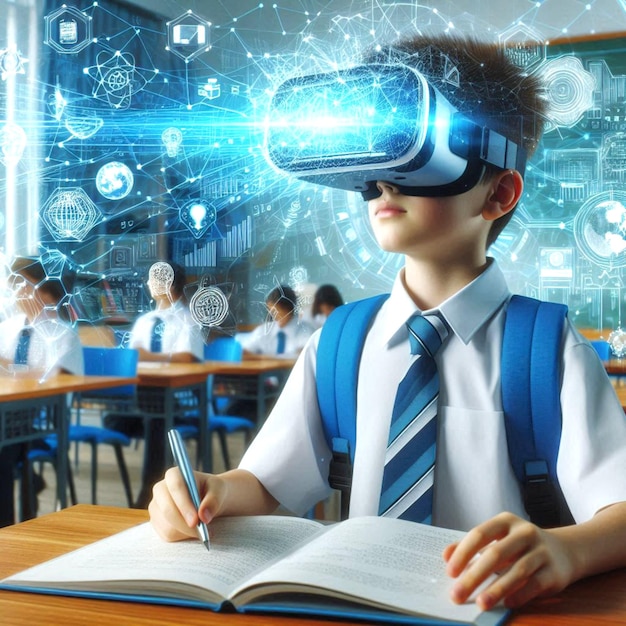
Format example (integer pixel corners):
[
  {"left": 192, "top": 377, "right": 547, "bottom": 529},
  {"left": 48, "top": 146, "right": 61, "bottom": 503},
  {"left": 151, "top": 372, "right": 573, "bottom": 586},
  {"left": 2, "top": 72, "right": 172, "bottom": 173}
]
[{"left": 0, "top": 515, "right": 507, "bottom": 626}]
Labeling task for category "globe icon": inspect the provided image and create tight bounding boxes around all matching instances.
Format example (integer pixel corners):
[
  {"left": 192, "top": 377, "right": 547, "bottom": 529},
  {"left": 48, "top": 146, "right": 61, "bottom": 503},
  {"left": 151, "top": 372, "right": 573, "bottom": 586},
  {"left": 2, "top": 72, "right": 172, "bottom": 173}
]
[{"left": 95, "top": 161, "right": 134, "bottom": 200}]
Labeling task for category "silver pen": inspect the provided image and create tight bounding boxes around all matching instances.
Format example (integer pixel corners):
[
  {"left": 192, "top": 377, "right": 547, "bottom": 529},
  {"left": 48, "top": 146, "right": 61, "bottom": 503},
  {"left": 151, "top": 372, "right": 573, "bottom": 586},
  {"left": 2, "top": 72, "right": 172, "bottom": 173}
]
[{"left": 167, "top": 428, "right": 211, "bottom": 551}]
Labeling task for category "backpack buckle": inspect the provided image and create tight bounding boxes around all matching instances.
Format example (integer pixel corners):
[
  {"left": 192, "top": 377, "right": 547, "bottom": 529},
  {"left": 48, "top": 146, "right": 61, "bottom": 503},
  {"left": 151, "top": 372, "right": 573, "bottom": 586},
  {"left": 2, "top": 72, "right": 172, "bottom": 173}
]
[
  {"left": 523, "top": 460, "right": 561, "bottom": 528},
  {"left": 329, "top": 438, "right": 352, "bottom": 520}
]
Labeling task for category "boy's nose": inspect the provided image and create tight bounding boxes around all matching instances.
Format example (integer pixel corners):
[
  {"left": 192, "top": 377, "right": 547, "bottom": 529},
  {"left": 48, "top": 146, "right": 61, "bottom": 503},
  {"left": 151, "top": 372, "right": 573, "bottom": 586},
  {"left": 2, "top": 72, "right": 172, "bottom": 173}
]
[{"left": 375, "top": 180, "right": 400, "bottom": 196}]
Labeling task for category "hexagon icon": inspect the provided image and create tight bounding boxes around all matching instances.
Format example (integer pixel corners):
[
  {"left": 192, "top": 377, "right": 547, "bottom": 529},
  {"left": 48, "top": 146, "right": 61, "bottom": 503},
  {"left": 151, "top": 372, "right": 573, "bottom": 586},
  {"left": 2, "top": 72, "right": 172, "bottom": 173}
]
[
  {"left": 44, "top": 6, "right": 93, "bottom": 54},
  {"left": 166, "top": 10, "right": 211, "bottom": 63},
  {"left": 499, "top": 23, "right": 546, "bottom": 72},
  {"left": 41, "top": 187, "right": 102, "bottom": 241}
]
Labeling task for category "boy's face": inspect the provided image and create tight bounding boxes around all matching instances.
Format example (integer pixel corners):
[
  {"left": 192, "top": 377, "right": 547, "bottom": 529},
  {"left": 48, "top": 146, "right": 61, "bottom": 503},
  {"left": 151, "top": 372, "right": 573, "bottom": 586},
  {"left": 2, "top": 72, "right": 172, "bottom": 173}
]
[{"left": 367, "top": 179, "right": 494, "bottom": 261}]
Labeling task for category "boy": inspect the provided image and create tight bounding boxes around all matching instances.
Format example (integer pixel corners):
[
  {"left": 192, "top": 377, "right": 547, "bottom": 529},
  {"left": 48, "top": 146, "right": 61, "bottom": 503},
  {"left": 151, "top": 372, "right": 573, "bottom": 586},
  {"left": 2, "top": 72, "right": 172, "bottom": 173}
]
[{"left": 149, "top": 34, "right": 626, "bottom": 611}]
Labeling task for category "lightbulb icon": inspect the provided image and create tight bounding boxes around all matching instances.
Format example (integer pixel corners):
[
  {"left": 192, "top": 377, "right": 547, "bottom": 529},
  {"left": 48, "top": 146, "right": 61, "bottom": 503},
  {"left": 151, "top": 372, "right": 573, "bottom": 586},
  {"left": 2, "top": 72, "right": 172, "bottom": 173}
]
[
  {"left": 180, "top": 199, "right": 216, "bottom": 239},
  {"left": 161, "top": 127, "right": 183, "bottom": 157},
  {"left": 189, "top": 202, "right": 207, "bottom": 230}
]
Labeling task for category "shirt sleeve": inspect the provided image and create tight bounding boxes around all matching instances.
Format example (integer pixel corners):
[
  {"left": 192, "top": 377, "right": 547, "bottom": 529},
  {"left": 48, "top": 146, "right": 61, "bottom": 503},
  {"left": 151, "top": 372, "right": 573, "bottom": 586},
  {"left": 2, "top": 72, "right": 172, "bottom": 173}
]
[
  {"left": 238, "top": 331, "right": 332, "bottom": 515},
  {"left": 558, "top": 322, "right": 626, "bottom": 522}
]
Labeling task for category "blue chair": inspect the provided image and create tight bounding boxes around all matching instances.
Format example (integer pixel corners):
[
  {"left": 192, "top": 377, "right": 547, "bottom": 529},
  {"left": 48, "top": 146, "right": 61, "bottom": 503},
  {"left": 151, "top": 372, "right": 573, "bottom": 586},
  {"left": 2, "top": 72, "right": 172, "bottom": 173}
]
[
  {"left": 70, "top": 346, "right": 140, "bottom": 506},
  {"left": 178, "top": 338, "right": 255, "bottom": 470},
  {"left": 591, "top": 339, "right": 611, "bottom": 361}
]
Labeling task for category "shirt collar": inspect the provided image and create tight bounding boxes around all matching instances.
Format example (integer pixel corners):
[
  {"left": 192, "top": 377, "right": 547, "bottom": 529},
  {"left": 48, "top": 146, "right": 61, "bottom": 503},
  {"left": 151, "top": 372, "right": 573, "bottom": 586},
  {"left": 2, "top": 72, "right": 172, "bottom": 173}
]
[{"left": 382, "top": 258, "right": 511, "bottom": 348}]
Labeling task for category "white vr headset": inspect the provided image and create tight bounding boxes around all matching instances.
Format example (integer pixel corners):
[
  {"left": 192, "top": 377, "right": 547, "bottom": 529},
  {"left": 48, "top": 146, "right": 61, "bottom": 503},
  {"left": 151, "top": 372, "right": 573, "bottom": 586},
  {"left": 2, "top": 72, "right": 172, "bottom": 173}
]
[{"left": 263, "top": 63, "right": 526, "bottom": 199}]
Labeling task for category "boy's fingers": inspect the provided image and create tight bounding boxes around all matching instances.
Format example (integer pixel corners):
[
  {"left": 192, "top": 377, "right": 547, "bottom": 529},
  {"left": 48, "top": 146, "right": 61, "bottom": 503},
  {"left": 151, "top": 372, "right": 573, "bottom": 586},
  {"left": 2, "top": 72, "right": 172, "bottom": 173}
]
[
  {"left": 163, "top": 467, "right": 199, "bottom": 528},
  {"left": 149, "top": 479, "right": 196, "bottom": 542}
]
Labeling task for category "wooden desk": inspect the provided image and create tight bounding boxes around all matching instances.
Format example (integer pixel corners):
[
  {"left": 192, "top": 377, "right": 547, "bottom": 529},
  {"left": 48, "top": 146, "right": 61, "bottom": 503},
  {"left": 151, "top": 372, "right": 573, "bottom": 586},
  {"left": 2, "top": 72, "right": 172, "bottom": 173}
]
[
  {"left": 136, "top": 359, "right": 296, "bottom": 472},
  {"left": 136, "top": 362, "right": 213, "bottom": 472},
  {"left": 0, "top": 374, "right": 138, "bottom": 514},
  {"left": 0, "top": 505, "right": 624, "bottom": 626},
  {"left": 210, "top": 357, "right": 296, "bottom": 423},
  {"left": 603, "top": 358, "right": 626, "bottom": 377}
]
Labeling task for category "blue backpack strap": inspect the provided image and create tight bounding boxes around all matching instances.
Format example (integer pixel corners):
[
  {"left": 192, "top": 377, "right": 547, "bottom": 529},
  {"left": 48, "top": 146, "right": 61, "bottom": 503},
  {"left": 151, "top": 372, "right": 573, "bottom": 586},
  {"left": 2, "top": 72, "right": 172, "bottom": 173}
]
[
  {"left": 501, "top": 294, "right": 571, "bottom": 527},
  {"left": 317, "top": 294, "right": 388, "bottom": 520},
  {"left": 317, "top": 294, "right": 389, "bottom": 462}
]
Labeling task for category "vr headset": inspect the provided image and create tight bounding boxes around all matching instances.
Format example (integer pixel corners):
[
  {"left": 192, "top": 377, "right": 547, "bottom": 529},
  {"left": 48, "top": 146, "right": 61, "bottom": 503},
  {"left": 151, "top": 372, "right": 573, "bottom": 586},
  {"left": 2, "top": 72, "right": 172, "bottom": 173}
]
[{"left": 263, "top": 64, "right": 526, "bottom": 200}]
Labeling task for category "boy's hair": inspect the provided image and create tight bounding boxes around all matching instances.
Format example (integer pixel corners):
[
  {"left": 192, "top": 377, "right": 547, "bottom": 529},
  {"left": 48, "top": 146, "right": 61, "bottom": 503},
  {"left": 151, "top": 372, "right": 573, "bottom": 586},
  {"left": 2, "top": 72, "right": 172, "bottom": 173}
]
[
  {"left": 363, "top": 33, "right": 548, "bottom": 246},
  {"left": 266, "top": 285, "right": 298, "bottom": 316}
]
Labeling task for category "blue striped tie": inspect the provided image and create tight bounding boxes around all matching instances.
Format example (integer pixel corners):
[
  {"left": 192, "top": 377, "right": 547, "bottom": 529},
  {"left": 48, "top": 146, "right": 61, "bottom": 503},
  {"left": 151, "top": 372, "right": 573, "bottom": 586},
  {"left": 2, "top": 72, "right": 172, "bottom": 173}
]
[
  {"left": 276, "top": 330, "right": 286, "bottom": 355},
  {"left": 14, "top": 326, "right": 32, "bottom": 365},
  {"left": 379, "top": 314, "right": 447, "bottom": 524},
  {"left": 150, "top": 317, "right": 165, "bottom": 353}
]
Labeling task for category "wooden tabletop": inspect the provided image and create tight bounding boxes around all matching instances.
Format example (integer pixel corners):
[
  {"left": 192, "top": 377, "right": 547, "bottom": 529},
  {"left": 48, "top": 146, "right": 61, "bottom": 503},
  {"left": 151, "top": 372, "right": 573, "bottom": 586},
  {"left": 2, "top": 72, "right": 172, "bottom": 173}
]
[
  {"left": 0, "top": 505, "right": 624, "bottom": 626},
  {"left": 0, "top": 373, "right": 139, "bottom": 402},
  {"left": 137, "top": 359, "right": 295, "bottom": 388}
]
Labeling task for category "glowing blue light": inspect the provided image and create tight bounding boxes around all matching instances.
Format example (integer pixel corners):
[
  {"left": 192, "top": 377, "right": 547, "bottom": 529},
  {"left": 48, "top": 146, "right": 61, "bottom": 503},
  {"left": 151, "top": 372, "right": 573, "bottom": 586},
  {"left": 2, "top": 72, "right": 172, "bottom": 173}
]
[{"left": 95, "top": 161, "right": 134, "bottom": 200}]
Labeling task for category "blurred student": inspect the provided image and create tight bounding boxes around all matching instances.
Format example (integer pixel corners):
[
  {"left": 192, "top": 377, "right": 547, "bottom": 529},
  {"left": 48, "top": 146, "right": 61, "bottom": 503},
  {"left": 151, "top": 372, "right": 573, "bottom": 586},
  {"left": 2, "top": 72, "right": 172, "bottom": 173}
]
[
  {"left": 129, "top": 261, "right": 204, "bottom": 363},
  {"left": 237, "top": 285, "right": 314, "bottom": 358},
  {"left": 105, "top": 261, "right": 204, "bottom": 508},
  {"left": 0, "top": 256, "right": 83, "bottom": 527},
  {"left": 311, "top": 284, "right": 344, "bottom": 328}
]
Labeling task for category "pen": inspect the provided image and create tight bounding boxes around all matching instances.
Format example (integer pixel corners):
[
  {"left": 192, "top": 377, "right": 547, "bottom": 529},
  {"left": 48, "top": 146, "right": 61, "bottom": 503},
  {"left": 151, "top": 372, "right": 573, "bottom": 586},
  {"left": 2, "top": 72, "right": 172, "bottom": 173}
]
[{"left": 167, "top": 428, "right": 211, "bottom": 551}]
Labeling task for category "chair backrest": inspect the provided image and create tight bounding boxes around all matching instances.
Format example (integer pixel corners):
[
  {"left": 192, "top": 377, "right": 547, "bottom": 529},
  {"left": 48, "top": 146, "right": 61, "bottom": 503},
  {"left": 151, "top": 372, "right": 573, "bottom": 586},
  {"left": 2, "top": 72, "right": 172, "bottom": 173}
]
[
  {"left": 203, "top": 338, "right": 243, "bottom": 413},
  {"left": 590, "top": 339, "right": 611, "bottom": 361},
  {"left": 82, "top": 346, "right": 139, "bottom": 397},
  {"left": 204, "top": 337, "right": 243, "bottom": 362}
]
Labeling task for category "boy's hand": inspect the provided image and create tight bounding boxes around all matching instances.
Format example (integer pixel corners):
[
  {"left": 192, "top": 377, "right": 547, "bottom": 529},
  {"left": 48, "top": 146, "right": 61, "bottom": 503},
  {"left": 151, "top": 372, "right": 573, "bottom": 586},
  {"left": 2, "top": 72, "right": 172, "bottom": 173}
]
[
  {"left": 149, "top": 467, "right": 226, "bottom": 542},
  {"left": 442, "top": 512, "right": 576, "bottom": 610}
]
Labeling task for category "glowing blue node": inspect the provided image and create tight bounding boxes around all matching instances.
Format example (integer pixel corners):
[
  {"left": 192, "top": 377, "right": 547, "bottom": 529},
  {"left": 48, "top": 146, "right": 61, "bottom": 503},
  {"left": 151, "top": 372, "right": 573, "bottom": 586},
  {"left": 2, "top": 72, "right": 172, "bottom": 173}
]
[{"left": 96, "top": 161, "right": 134, "bottom": 200}]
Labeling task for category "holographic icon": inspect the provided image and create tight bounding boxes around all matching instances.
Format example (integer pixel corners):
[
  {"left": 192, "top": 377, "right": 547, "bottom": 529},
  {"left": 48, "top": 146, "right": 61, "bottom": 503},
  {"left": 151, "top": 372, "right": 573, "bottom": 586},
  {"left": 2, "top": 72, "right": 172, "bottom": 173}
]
[
  {"left": 190, "top": 286, "right": 229, "bottom": 327},
  {"left": 40, "top": 187, "right": 102, "bottom": 242},
  {"left": 44, "top": 6, "right": 92, "bottom": 54},
  {"left": 161, "top": 127, "right": 183, "bottom": 157},
  {"left": 574, "top": 191, "right": 626, "bottom": 268},
  {"left": 540, "top": 55, "right": 596, "bottom": 130},
  {"left": 147, "top": 262, "right": 174, "bottom": 297},
  {"left": 95, "top": 161, "right": 134, "bottom": 201},
  {"left": 64, "top": 115, "right": 104, "bottom": 140},
  {"left": 0, "top": 46, "right": 26, "bottom": 81},
  {"left": 166, "top": 10, "right": 211, "bottom": 63},
  {"left": 0, "top": 122, "right": 27, "bottom": 167},
  {"left": 499, "top": 23, "right": 546, "bottom": 71},
  {"left": 179, "top": 199, "right": 216, "bottom": 239},
  {"left": 88, "top": 50, "right": 147, "bottom": 110},
  {"left": 47, "top": 89, "right": 67, "bottom": 121},
  {"left": 198, "top": 78, "right": 220, "bottom": 100},
  {"left": 608, "top": 328, "right": 626, "bottom": 358}
]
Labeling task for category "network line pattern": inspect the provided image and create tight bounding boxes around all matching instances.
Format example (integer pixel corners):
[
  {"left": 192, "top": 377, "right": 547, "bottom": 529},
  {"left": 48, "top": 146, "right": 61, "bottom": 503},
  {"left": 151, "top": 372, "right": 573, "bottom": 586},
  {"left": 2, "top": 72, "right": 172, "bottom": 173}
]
[{"left": 1, "top": 0, "right": 626, "bottom": 332}]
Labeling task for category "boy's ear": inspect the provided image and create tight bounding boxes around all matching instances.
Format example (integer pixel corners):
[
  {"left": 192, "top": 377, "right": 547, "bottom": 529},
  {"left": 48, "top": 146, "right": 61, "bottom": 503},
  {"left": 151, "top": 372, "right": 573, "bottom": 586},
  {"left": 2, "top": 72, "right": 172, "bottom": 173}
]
[{"left": 482, "top": 170, "right": 524, "bottom": 222}]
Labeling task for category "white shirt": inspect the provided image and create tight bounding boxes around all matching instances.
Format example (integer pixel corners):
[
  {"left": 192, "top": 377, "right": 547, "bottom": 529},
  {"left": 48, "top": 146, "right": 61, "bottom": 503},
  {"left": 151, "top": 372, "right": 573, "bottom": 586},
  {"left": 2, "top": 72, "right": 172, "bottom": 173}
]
[
  {"left": 237, "top": 316, "right": 314, "bottom": 358},
  {"left": 0, "top": 313, "right": 84, "bottom": 377},
  {"left": 240, "top": 260, "right": 626, "bottom": 531},
  {"left": 129, "top": 300, "right": 204, "bottom": 361}
]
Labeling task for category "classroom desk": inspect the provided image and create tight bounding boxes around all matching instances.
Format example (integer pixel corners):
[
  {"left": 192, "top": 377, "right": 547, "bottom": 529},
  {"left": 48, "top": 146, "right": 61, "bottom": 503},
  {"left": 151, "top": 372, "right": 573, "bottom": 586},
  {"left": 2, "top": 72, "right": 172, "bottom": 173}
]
[
  {"left": 0, "top": 505, "right": 624, "bottom": 626},
  {"left": 603, "top": 358, "right": 626, "bottom": 377},
  {"left": 136, "top": 358, "right": 296, "bottom": 472},
  {"left": 211, "top": 356, "right": 296, "bottom": 423},
  {"left": 136, "top": 362, "right": 212, "bottom": 471},
  {"left": 0, "top": 374, "right": 138, "bottom": 515}
]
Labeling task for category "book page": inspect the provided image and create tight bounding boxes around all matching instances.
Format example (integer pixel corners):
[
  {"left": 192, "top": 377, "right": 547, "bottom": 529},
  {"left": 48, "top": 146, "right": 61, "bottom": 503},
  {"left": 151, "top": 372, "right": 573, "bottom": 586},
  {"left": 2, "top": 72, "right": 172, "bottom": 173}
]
[
  {"left": 233, "top": 516, "right": 505, "bottom": 625},
  {"left": 2, "top": 516, "right": 323, "bottom": 605}
]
